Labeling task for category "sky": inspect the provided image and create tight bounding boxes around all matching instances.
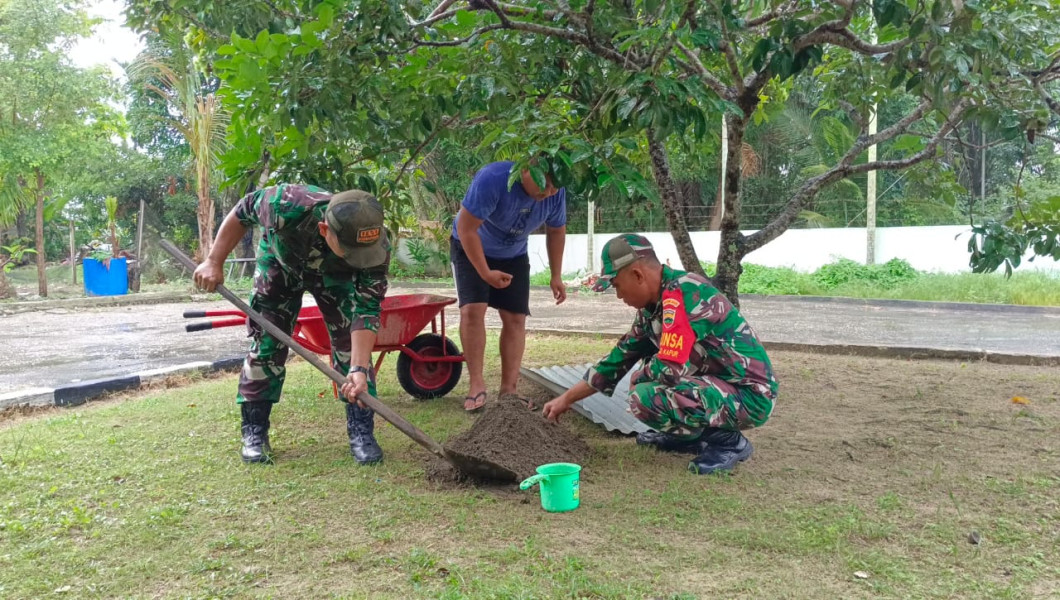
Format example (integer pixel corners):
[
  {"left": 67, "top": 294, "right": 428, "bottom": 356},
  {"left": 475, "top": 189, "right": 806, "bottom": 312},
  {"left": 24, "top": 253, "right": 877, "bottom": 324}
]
[{"left": 69, "top": 0, "right": 145, "bottom": 80}]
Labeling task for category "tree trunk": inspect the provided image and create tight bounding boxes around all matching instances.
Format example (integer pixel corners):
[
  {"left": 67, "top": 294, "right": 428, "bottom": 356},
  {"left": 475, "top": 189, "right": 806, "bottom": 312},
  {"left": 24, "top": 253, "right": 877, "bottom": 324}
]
[
  {"left": 646, "top": 130, "right": 705, "bottom": 277},
  {"left": 714, "top": 116, "right": 747, "bottom": 307},
  {"left": 15, "top": 206, "right": 27, "bottom": 238},
  {"left": 34, "top": 168, "right": 47, "bottom": 297},
  {"left": 0, "top": 269, "right": 11, "bottom": 299},
  {"left": 196, "top": 188, "right": 215, "bottom": 261}
]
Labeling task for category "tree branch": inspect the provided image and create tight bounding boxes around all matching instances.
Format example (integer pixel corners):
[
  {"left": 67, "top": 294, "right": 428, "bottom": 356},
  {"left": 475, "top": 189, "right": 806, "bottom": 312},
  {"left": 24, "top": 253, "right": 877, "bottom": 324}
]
[
  {"left": 1038, "top": 132, "right": 1060, "bottom": 145},
  {"left": 413, "top": 8, "right": 463, "bottom": 27},
  {"left": 674, "top": 41, "right": 730, "bottom": 98},
  {"left": 478, "top": 0, "right": 514, "bottom": 28},
  {"left": 743, "top": 98, "right": 970, "bottom": 252},
  {"left": 496, "top": 1, "right": 577, "bottom": 23},
  {"left": 710, "top": 0, "right": 744, "bottom": 95},
  {"left": 745, "top": 1, "right": 797, "bottom": 28},
  {"left": 500, "top": 18, "right": 643, "bottom": 67},
  {"left": 1035, "top": 80, "right": 1060, "bottom": 117},
  {"left": 388, "top": 115, "right": 489, "bottom": 195},
  {"left": 427, "top": 0, "right": 461, "bottom": 19},
  {"left": 412, "top": 24, "right": 504, "bottom": 46},
  {"left": 794, "top": 28, "right": 912, "bottom": 55}
]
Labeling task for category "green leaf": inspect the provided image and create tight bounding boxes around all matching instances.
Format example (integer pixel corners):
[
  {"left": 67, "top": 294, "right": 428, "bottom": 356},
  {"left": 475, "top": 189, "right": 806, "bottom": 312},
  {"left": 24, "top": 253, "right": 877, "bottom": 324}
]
[
  {"left": 905, "top": 72, "right": 923, "bottom": 92},
  {"left": 891, "top": 134, "right": 925, "bottom": 153},
  {"left": 690, "top": 29, "right": 721, "bottom": 50},
  {"left": 455, "top": 10, "right": 477, "bottom": 27}
]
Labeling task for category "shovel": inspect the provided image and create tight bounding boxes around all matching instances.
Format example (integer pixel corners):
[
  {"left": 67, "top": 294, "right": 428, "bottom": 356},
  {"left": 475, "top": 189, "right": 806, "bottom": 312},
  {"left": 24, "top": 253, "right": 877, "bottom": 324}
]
[{"left": 158, "top": 239, "right": 516, "bottom": 482}]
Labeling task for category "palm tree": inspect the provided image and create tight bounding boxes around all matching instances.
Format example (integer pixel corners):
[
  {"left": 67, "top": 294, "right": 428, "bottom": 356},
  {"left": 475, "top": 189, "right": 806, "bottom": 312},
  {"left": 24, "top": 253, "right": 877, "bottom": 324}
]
[{"left": 129, "top": 41, "right": 228, "bottom": 259}]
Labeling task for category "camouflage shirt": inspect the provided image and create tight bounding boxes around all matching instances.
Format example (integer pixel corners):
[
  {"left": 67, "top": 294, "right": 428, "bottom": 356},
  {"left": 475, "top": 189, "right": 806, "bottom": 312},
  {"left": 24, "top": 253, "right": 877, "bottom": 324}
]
[
  {"left": 585, "top": 265, "right": 778, "bottom": 399},
  {"left": 233, "top": 184, "right": 389, "bottom": 333}
]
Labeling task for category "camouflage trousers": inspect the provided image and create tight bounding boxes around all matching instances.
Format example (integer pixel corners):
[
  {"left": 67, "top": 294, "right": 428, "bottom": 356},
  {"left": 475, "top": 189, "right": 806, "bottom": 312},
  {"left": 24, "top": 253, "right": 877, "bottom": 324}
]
[
  {"left": 628, "top": 373, "right": 774, "bottom": 438},
  {"left": 237, "top": 257, "right": 376, "bottom": 404}
]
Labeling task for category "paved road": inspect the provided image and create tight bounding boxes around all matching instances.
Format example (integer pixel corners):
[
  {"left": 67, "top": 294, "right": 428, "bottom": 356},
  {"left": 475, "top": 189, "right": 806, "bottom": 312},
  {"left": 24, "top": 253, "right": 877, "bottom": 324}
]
[{"left": 3, "top": 287, "right": 1058, "bottom": 393}]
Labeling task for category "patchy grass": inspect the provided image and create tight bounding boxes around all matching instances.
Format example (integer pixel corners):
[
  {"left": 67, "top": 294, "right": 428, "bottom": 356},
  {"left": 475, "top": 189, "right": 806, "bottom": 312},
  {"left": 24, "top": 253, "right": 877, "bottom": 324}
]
[{"left": 2, "top": 334, "right": 1059, "bottom": 598}]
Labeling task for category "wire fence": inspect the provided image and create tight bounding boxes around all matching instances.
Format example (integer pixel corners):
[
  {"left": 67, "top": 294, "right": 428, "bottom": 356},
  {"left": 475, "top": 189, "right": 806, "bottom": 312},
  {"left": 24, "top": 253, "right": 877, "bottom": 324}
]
[{"left": 561, "top": 196, "right": 963, "bottom": 234}]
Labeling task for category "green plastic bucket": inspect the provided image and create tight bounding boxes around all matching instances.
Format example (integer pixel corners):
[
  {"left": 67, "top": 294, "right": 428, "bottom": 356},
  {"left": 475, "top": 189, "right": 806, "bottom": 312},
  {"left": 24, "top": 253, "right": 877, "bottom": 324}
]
[{"left": 519, "top": 463, "right": 582, "bottom": 513}]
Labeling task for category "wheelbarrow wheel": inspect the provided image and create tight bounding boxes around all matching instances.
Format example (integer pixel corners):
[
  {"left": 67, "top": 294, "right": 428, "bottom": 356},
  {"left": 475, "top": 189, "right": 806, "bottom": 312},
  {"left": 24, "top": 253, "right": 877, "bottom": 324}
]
[{"left": 396, "top": 333, "right": 463, "bottom": 400}]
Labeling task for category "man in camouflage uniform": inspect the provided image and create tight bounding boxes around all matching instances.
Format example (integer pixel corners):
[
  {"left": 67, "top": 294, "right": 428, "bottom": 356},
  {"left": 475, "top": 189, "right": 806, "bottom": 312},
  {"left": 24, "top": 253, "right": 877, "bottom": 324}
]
[
  {"left": 193, "top": 185, "right": 390, "bottom": 465},
  {"left": 542, "top": 234, "right": 778, "bottom": 474}
]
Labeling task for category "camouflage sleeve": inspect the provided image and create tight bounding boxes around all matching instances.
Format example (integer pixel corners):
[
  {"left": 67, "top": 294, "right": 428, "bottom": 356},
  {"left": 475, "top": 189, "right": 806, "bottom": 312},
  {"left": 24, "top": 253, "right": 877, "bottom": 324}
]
[
  {"left": 349, "top": 265, "right": 388, "bottom": 333},
  {"left": 583, "top": 311, "right": 656, "bottom": 395},
  {"left": 233, "top": 187, "right": 274, "bottom": 228},
  {"left": 645, "top": 279, "right": 730, "bottom": 386}
]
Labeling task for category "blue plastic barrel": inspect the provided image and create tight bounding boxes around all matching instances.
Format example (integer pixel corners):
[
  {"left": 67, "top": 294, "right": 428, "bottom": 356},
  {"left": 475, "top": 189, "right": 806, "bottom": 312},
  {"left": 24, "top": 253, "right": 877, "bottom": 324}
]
[{"left": 83, "top": 257, "right": 128, "bottom": 296}]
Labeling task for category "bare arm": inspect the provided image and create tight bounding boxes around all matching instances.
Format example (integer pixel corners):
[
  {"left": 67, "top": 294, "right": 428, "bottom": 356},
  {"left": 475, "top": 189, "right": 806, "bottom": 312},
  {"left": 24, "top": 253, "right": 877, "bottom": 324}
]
[
  {"left": 456, "top": 207, "right": 512, "bottom": 289},
  {"left": 456, "top": 207, "right": 490, "bottom": 278},
  {"left": 193, "top": 210, "right": 249, "bottom": 291},
  {"left": 545, "top": 224, "right": 567, "bottom": 304}
]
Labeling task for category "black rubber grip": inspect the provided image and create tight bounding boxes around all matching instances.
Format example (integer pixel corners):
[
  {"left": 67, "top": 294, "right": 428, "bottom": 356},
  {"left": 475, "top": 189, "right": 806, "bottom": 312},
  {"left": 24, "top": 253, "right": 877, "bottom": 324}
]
[
  {"left": 185, "top": 322, "right": 214, "bottom": 332},
  {"left": 183, "top": 310, "right": 207, "bottom": 318}
]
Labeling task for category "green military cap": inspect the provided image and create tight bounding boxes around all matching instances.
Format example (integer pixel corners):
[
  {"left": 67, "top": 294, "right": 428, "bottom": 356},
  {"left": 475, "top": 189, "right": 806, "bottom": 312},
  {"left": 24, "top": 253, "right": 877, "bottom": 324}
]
[
  {"left": 325, "top": 190, "right": 389, "bottom": 269},
  {"left": 592, "top": 233, "right": 655, "bottom": 292}
]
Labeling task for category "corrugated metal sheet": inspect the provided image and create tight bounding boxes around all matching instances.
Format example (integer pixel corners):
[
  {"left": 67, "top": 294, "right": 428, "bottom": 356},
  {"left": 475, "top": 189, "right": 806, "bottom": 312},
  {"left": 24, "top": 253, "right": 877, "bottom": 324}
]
[{"left": 521, "top": 363, "right": 653, "bottom": 435}]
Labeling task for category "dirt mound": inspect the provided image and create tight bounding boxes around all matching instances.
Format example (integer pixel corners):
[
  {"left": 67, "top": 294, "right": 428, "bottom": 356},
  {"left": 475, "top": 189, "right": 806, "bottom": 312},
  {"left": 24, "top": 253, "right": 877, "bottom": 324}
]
[{"left": 426, "top": 396, "right": 590, "bottom": 484}]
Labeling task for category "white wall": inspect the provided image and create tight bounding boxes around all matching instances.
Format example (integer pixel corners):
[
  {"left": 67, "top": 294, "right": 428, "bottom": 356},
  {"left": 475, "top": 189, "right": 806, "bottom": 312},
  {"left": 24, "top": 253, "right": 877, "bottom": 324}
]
[{"left": 520, "top": 226, "right": 1060, "bottom": 275}]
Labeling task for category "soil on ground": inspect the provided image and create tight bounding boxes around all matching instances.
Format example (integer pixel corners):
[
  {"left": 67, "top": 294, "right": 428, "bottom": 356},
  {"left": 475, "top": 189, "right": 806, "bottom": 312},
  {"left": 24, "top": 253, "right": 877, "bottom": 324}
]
[{"left": 426, "top": 395, "right": 590, "bottom": 485}]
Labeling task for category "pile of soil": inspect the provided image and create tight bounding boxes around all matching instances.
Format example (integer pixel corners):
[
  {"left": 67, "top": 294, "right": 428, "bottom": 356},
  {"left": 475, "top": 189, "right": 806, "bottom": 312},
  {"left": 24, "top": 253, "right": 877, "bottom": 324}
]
[{"left": 426, "top": 396, "right": 590, "bottom": 485}]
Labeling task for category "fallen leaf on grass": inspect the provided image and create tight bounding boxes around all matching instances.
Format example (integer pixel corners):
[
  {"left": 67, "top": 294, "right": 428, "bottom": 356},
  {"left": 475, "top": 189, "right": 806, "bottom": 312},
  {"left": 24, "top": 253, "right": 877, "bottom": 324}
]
[
  {"left": 186, "top": 403, "right": 197, "bottom": 408},
  {"left": 1011, "top": 396, "right": 1030, "bottom": 405}
]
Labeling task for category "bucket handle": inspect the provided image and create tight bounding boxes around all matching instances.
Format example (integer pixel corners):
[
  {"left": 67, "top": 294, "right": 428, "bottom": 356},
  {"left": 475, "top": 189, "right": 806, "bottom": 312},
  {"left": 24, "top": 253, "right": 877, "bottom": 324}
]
[{"left": 519, "top": 474, "right": 549, "bottom": 490}]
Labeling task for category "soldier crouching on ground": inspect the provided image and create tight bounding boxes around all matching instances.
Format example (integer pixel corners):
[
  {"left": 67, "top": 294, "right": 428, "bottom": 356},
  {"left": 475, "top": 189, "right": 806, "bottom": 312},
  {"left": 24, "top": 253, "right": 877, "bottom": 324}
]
[{"left": 542, "top": 234, "right": 778, "bottom": 475}]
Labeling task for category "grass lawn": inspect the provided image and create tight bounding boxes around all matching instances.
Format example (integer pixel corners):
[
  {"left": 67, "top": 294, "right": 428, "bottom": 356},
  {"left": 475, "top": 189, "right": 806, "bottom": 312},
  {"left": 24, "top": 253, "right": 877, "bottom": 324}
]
[{"left": 2, "top": 334, "right": 1059, "bottom": 598}]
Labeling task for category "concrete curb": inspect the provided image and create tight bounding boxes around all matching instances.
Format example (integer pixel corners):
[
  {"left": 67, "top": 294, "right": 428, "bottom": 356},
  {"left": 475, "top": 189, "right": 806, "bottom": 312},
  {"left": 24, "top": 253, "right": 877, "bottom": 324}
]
[
  {"left": 4, "top": 280, "right": 1057, "bottom": 316},
  {"left": 738, "top": 293, "right": 1060, "bottom": 316},
  {"left": 522, "top": 328, "right": 1060, "bottom": 367},
  {"left": 0, "top": 291, "right": 196, "bottom": 315},
  {"left": 0, "top": 357, "right": 244, "bottom": 411}
]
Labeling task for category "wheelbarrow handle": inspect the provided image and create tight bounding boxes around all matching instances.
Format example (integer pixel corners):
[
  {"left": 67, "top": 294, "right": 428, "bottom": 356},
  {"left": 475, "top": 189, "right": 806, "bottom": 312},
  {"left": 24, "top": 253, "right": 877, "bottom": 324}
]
[
  {"left": 183, "top": 309, "right": 246, "bottom": 318},
  {"left": 185, "top": 318, "right": 247, "bottom": 332},
  {"left": 158, "top": 239, "right": 450, "bottom": 461}
]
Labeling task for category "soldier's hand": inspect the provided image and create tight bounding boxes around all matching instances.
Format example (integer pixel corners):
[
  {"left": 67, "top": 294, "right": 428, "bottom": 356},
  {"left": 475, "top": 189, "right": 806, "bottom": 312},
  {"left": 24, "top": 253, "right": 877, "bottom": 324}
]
[
  {"left": 483, "top": 269, "right": 513, "bottom": 289},
  {"left": 341, "top": 371, "right": 368, "bottom": 407},
  {"left": 542, "top": 396, "right": 573, "bottom": 422},
  {"left": 192, "top": 259, "right": 225, "bottom": 292}
]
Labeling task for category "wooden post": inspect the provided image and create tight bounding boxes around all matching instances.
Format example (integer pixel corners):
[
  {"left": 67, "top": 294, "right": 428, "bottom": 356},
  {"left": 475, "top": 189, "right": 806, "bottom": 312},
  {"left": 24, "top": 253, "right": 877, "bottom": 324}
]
[
  {"left": 69, "top": 221, "right": 76, "bottom": 285},
  {"left": 137, "top": 199, "right": 145, "bottom": 260}
]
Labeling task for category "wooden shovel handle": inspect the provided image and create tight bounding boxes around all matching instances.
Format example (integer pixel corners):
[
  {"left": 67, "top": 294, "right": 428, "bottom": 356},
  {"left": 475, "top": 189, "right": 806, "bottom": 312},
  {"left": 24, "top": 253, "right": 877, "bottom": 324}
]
[{"left": 158, "top": 239, "right": 449, "bottom": 459}]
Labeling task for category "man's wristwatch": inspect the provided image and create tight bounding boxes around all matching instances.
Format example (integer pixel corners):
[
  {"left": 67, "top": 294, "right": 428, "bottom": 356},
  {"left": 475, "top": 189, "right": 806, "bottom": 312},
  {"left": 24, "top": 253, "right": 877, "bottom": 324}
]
[{"left": 350, "top": 365, "right": 371, "bottom": 376}]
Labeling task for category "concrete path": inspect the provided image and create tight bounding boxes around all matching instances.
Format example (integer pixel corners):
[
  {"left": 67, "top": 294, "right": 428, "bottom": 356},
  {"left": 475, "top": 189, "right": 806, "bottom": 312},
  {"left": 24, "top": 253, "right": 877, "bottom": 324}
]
[{"left": 2, "top": 286, "right": 1058, "bottom": 393}]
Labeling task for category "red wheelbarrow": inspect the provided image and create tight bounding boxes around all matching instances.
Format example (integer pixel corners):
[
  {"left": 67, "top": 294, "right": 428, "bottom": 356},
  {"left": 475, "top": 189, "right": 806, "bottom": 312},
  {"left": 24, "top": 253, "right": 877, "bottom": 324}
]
[{"left": 184, "top": 294, "right": 464, "bottom": 399}]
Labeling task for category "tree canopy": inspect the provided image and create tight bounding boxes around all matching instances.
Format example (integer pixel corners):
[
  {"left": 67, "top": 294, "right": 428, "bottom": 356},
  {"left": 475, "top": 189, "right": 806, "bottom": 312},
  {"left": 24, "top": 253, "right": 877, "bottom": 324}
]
[{"left": 125, "top": 0, "right": 1060, "bottom": 301}]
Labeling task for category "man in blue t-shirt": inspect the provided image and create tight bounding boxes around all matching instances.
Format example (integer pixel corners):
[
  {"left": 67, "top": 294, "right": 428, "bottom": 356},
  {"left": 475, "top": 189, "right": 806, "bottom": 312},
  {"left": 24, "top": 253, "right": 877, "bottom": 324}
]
[{"left": 450, "top": 161, "right": 568, "bottom": 411}]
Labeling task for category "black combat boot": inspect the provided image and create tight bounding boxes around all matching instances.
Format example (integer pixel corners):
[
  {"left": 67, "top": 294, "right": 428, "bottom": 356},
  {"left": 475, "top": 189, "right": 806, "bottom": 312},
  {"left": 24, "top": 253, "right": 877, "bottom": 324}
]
[
  {"left": 240, "top": 402, "right": 273, "bottom": 464},
  {"left": 635, "top": 429, "right": 707, "bottom": 453},
  {"left": 688, "top": 428, "right": 753, "bottom": 475},
  {"left": 346, "top": 403, "right": 383, "bottom": 465}
]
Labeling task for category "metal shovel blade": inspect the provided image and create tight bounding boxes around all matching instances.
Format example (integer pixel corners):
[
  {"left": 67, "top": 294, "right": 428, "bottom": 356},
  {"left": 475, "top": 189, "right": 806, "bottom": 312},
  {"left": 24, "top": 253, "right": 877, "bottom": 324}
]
[{"left": 443, "top": 447, "right": 518, "bottom": 482}]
